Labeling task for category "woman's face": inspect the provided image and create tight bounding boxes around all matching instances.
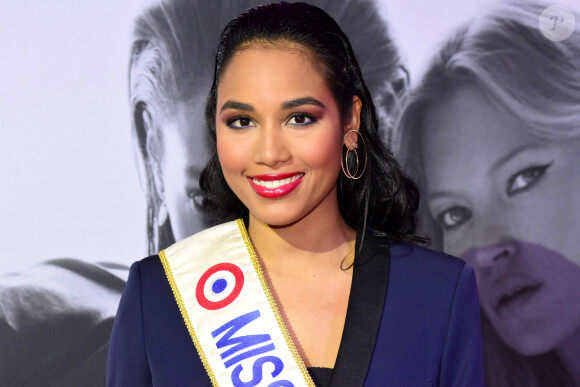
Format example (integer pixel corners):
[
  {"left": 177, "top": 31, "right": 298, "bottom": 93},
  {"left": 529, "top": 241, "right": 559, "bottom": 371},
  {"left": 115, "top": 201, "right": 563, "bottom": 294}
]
[
  {"left": 157, "top": 92, "right": 211, "bottom": 240},
  {"left": 215, "top": 44, "right": 358, "bottom": 227},
  {"left": 419, "top": 85, "right": 580, "bottom": 355}
]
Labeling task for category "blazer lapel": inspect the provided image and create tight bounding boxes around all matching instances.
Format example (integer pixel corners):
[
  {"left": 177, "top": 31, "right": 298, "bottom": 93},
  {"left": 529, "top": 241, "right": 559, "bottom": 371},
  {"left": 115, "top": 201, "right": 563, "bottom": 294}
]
[{"left": 329, "top": 232, "right": 391, "bottom": 386}]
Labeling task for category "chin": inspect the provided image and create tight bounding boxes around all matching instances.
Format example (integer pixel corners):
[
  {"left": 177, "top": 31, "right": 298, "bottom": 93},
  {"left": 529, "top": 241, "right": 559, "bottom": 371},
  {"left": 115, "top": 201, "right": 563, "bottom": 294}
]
[
  {"left": 496, "top": 319, "right": 567, "bottom": 356},
  {"left": 254, "top": 216, "right": 301, "bottom": 229},
  {"left": 504, "top": 336, "right": 558, "bottom": 356},
  {"left": 249, "top": 209, "right": 306, "bottom": 228}
]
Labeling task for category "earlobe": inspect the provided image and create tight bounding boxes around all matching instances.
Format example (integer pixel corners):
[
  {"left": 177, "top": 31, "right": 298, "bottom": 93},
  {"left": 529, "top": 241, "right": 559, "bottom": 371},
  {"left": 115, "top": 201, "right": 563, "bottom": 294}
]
[
  {"left": 343, "top": 95, "right": 362, "bottom": 146},
  {"left": 341, "top": 127, "right": 367, "bottom": 180}
]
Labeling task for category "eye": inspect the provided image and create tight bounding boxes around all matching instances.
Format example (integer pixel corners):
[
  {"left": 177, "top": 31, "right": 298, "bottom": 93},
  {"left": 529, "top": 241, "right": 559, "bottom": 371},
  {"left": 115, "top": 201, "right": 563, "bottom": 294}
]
[
  {"left": 287, "top": 113, "right": 316, "bottom": 126},
  {"left": 506, "top": 162, "right": 552, "bottom": 196},
  {"left": 226, "top": 116, "right": 256, "bottom": 129},
  {"left": 188, "top": 189, "right": 203, "bottom": 210},
  {"left": 437, "top": 206, "right": 472, "bottom": 229}
]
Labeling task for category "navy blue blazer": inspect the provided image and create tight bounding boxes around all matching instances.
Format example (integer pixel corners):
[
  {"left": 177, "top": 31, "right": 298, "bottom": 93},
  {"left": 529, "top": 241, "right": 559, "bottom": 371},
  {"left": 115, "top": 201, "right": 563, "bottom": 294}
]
[{"left": 107, "top": 233, "right": 484, "bottom": 386}]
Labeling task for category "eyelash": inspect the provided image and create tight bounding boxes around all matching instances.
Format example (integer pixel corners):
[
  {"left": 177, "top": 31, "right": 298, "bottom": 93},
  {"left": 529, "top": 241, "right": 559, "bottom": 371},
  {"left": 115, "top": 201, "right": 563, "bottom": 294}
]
[
  {"left": 188, "top": 189, "right": 203, "bottom": 209},
  {"left": 225, "top": 113, "right": 317, "bottom": 129},
  {"left": 287, "top": 113, "right": 316, "bottom": 126},
  {"left": 226, "top": 115, "right": 255, "bottom": 129},
  {"left": 436, "top": 206, "right": 472, "bottom": 230},
  {"left": 435, "top": 161, "right": 553, "bottom": 231},
  {"left": 506, "top": 162, "right": 552, "bottom": 196}
]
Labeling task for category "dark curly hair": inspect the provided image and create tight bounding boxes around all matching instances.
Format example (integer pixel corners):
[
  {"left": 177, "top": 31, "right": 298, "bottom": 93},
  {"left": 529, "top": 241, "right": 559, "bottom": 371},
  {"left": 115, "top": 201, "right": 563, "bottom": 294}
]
[{"left": 201, "top": 1, "right": 425, "bottom": 245}]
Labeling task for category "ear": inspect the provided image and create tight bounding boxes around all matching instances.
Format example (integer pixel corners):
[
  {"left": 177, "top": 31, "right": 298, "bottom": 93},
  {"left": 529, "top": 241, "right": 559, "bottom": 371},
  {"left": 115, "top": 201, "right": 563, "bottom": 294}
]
[{"left": 343, "top": 95, "right": 362, "bottom": 146}]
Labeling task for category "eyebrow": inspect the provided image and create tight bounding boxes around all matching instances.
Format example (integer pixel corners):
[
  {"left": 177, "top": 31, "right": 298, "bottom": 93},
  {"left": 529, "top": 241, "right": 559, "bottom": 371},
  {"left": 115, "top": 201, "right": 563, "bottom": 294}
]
[
  {"left": 220, "top": 101, "right": 255, "bottom": 113},
  {"left": 428, "top": 143, "right": 543, "bottom": 201},
  {"left": 281, "top": 97, "right": 326, "bottom": 110},
  {"left": 428, "top": 190, "right": 460, "bottom": 201},
  {"left": 489, "top": 143, "right": 542, "bottom": 173},
  {"left": 219, "top": 97, "right": 326, "bottom": 113}
]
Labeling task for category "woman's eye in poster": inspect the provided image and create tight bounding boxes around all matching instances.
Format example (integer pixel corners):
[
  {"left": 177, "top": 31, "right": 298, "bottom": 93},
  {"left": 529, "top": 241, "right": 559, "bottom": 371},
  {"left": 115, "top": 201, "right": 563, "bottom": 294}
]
[
  {"left": 506, "top": 162, "right": 552, "bottom": 196},
  {"left": 436, "top": 206, "right": 472, "bottom": 229}
]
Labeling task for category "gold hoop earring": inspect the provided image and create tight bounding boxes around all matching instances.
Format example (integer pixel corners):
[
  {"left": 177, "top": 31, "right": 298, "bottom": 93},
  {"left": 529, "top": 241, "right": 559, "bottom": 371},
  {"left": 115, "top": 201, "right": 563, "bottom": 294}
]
[{"left": 341, "top": 129, "right": 367, "bottom": 180}]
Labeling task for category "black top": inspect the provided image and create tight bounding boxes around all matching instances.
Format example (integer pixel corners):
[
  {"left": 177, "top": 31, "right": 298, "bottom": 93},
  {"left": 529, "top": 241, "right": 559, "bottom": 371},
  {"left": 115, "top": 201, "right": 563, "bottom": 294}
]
[{"left": 308, "top": 367, "right": 333, "bottom": 387}]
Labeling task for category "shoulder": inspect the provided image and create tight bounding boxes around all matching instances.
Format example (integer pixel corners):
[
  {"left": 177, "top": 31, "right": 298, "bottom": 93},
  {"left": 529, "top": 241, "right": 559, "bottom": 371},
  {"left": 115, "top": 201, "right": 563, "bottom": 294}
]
[
  {"left": 124, "top": 221, "right": 243, "bottom": 301},
  {"left": 387, "top": 241, "right": 469, "bottom": 284},
  {"left": 368, "top": 241, "right": 483, "bottom": 384},
  {"left": 130, "top": 218, "right": 235, "bottom": 280},
  {"left": 125, "top": 219, "right": 241, "bottom": 298},
  {"left": 381, "top": 240, "right": 476, "bottom": 309},
  {"left": 121, "top": 255, "right": 166, "bottom": 298},
  {"left": 159, "top": 220, "right": 241, "bottom": 262},
  {"left": 390, "top": 241, "right": 464, "bottom": 269},
  {"left": 166, "top": 220, "right": 241, "bottom": 251}
]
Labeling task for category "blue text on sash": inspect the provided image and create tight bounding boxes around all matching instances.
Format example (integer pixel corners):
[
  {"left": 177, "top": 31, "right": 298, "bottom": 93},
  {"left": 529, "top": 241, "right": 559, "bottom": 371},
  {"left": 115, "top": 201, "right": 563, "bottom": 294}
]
[{"left": 212, "top": 310, "right": 295, "bottom": 387}]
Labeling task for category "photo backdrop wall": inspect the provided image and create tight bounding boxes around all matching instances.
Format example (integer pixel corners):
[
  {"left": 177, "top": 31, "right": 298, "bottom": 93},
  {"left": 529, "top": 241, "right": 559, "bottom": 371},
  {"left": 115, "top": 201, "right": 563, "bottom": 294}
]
[{"left": 1, "top": 1, "right": 578, "bottom": 386}]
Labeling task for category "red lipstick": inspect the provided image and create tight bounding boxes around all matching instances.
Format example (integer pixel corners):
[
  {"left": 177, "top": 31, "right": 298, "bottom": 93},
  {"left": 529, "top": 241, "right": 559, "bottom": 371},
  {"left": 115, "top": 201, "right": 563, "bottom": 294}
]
[{"left": 247, "top": 172, "right": 304, "bottom": 198}]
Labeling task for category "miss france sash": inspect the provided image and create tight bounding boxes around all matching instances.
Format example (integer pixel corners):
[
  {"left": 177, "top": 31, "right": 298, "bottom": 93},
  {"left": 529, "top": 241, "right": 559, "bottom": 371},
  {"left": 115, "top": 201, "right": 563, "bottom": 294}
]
[{"left": 159, "top": 219, "right": 315, "bottom": 387}]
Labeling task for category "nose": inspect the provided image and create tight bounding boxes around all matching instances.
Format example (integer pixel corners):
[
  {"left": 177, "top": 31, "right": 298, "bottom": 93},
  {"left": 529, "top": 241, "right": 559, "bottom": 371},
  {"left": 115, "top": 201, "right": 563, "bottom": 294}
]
[
  {"left": 252, "top": 124, "right": 291, "bottom": 167},
  {"left": 461, "top": 242, "right": 518, "bottom": 269}
]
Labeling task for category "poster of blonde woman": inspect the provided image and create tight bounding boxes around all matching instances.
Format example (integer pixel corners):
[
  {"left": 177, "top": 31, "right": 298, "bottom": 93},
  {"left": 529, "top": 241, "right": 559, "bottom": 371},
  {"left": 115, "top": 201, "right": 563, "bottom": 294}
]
[{"left": 397, "top": 1, "right": 580, "bottom": 385}]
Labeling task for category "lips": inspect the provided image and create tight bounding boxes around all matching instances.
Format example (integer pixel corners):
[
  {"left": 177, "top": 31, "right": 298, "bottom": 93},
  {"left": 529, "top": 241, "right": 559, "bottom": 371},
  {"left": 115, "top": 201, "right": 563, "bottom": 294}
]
[
  {"left": 247, "top": 172, "right": 304, "bottom": 198},
  {"left": 491, "top": 276, "right": 543, "bottom": 319},
  {"left": 461, "top": 243, "right": 547, "bottom": 321}
]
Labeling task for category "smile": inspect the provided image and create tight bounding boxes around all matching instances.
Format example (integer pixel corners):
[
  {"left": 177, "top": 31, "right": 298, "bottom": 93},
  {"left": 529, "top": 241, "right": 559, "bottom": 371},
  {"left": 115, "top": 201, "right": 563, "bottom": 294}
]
[{"left": 247, "top": 173, "right": 304, "bottom": 198}]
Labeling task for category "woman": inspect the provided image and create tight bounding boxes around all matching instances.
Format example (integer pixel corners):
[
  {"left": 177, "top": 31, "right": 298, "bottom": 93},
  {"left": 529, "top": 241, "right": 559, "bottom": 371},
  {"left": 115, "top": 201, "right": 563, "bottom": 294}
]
[
  {"left": 109, "top": 2, "right": 483, "bottom": 386},
  {"left": 0, "top": 2, "right": 403, "bottom": 384},
  {"left": 396, "top": 1, "right": 580, "bottom": 386},
  {"left": 130, "top": 0, "right": 407, "bottom": 254}
]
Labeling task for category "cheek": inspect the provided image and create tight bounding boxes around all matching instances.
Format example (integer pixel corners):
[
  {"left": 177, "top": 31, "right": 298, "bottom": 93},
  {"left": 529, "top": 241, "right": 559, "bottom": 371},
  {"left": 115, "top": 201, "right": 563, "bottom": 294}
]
[
  {"left": 162, "top": 168, "right": 208, "bottom": 239},
  {"left": 165, "top": 191, "right": 196, "bottom": 239},
  {"left": 527, "top": 167, "right": 580, "bottom": 267},
  {"left": 162, "top": 144, "right": 187, "bottom": 198},
  {"left": 304, "top": 141, "right": 341, "bottom": 169},
  {"left": 442, "top": 236, "right": 463, "bottom": 259},
  {"left": 161, "top": 136, "right": 208, "bottom": 238},
  {"left": 300, "top": 129, "right": 343, "bottom": 169},
  {"left": 217, "top": 131, "right": 245, "bottom": 175}
]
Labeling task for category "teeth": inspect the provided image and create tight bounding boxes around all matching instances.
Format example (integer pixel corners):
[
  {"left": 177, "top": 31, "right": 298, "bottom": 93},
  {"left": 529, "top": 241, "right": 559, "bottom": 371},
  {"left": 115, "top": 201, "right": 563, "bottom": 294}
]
[{"left": 252, "top": 174, "right": 303, "bottom": 188}]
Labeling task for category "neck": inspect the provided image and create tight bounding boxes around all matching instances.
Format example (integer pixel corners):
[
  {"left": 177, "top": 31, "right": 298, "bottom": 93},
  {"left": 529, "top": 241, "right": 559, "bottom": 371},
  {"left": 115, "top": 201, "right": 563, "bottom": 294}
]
[
  {"left": 556, "top": 326, "right": 580, "bottom": 384},
  {"left": 247, "top": 206, "right": 356, "bottom": 272}
]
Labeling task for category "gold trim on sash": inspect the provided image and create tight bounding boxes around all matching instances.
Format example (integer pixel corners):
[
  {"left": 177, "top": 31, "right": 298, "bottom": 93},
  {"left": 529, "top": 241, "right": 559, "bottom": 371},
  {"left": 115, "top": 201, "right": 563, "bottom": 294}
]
[
  {"left": 159, "top": 250, "right": 220, "bottom": 386},
  {"left": 235, "top": 219, "right": 314, "bottom": 385}
]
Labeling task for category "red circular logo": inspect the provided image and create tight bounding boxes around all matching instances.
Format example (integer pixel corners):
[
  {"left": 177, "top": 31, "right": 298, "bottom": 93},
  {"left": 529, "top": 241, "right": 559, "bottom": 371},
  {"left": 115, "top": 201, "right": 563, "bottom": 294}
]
[{"left": 195, "top": 263, "right": 244, "bottom": 310}]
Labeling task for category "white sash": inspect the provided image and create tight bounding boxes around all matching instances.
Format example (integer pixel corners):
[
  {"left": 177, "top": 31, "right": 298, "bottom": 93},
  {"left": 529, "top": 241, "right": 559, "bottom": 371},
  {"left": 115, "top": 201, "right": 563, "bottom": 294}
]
[{"left": 160, "top": 219, "right": 315, "bottom": 387}]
